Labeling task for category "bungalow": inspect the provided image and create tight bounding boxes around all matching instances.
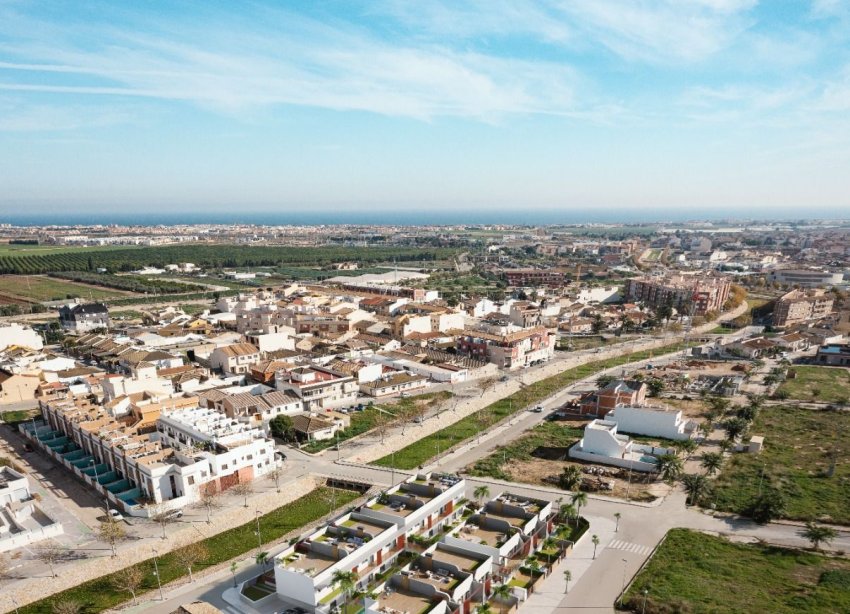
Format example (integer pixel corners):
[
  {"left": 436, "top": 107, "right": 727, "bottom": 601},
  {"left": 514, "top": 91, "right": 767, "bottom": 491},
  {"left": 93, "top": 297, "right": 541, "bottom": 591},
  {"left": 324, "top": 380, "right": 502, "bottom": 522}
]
[{"left": 361, "top": 372, "right": 429, "bottom": 398}]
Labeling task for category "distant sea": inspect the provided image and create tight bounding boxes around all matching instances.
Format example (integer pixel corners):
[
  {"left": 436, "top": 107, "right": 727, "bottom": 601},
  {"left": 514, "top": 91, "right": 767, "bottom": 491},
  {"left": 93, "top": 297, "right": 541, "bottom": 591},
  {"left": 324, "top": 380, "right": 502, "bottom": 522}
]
[{"left": 1, "top": 207, "right": 846, "bottom": 227}]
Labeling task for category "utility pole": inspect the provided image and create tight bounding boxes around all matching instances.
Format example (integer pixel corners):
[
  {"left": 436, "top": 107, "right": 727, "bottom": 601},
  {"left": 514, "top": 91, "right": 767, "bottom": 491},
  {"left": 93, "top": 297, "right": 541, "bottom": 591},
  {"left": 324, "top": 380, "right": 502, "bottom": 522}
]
[
  {"left": 152, "top": 548, "right": 164, "bottom": 601},
  {"left": 255, "top": 510, "right": 262, "bottom": 551}
]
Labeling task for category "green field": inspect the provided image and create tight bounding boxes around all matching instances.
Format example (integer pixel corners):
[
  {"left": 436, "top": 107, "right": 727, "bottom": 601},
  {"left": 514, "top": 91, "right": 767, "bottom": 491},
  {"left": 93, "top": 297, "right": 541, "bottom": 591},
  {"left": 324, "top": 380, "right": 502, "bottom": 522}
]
[
  {"left": 777, "top": 366, "right": 850, "bottom": 404},
  {"left": 0, "top": 275, "right": 123, "bottom": 304},
  {"left": 373, "top": 340, "right": 698, "bottom": 470},
  {"left": 20, "top": 486, "right": 360, "bottom": 614},
  {"left": 713, "top": 404, "right": 850, "bottom": 523},
  {"left": 0, "top": 245, "right": 457, "bottom": 275},
  {"left": 624, "top": 529, "right": 850, "bottom": 614}
]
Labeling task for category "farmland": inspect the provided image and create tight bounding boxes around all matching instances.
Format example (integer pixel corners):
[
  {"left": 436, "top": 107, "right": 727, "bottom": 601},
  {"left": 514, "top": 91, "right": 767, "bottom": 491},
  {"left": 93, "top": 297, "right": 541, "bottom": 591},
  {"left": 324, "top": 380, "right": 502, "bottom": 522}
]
[
  {"left": 0, "top": 244, "right": 457, "bottom": 275},
  {"left": 777, "top": 366, "right": 850, "bottom": 404},
  {"left": 0, "top": 275, "right": 124, "bottom": 304}
]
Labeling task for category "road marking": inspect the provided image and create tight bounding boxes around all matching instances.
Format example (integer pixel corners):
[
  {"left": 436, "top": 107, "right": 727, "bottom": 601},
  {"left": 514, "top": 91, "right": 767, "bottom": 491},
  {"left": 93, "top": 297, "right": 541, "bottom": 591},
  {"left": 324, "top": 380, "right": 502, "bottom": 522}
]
[{"left": 608, "top": 539, "right": 652, "bottom": 556}]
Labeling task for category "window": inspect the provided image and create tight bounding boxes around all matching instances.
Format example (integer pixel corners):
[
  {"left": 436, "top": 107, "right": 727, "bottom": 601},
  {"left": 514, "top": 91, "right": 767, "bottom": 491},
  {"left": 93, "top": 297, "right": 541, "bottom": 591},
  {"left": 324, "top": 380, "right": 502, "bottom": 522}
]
[
  {"left": 221, "top": 464, "right": 228, "bottom": 470},
  {"left": 188, "top": 476, "right": 195, "bottom": 485}
]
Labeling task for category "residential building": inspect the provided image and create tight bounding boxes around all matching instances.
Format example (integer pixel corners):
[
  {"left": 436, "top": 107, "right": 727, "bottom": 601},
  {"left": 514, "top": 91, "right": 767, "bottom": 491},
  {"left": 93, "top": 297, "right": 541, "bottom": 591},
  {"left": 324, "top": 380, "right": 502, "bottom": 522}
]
[
  {"left": 0, "top": 466, "right": 63, "bottom": 552},
  {"left": 569, "top": 419, "right": 675, "bottom": 472},
  {"left": 58, "top": 302, "right": 111, "bottom": 332},
  {"left": 501, "top": 268, "right": 568, "bottom": 288},
  {"left": 209, "top": 343, "right": 261, "bottom": 376},
  {"left": 0, "top": 324, "right": 43, "bottom": 352},
  {"left": 290, "top": 413, "right": 341, "bottom": 442},
  {"left": 772, "top": 289, "right": 834, "bottom": 327},
  {"left": 361, "top": 372, "right": 428, "bottom": 397},
  {"left": 0, "top": 370, "right": 40, "bottom": 405},
  {"left": 623, "top": 274, "right": 731, "bottom": 316},
  {"left": 457, "top": 325, "right": 555, "bottom": 370},
  {"left": 275, "top": 366, "right": 358, "bottom": 410},
  {"left": 272, "top": 473, "right": 466, "bottom": 612},
  {"left": 604, "top": 405, "right": 697, "bottom": 441},
  {"left": 814, "top": 343, "right": 850, "bottom": 367},
  {"left": 578, "top": 380, "right": 648, "bottom": 417}
]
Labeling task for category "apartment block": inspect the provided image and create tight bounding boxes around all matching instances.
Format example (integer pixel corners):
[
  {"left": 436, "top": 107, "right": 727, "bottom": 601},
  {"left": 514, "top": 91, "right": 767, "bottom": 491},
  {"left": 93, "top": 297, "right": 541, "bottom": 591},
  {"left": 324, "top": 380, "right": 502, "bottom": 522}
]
[
  {"left": 623, "top": 274, "right": 731, "bottom": 316},
  {"left": 772, "top": 289, "right": 834, "bottom": 327}
]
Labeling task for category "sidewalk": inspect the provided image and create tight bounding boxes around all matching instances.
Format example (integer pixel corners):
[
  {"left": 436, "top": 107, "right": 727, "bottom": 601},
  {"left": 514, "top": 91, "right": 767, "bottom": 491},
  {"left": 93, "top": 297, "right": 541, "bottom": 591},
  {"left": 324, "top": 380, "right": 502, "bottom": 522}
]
[{"left": 522, "top": 516, "right": 616, "bottom": 613}]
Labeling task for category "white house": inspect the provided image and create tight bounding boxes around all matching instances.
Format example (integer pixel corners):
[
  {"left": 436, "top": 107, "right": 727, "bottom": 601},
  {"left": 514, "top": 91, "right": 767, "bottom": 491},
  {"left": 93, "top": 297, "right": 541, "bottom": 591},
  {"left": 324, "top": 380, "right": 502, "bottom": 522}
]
[
  {"left": 0, "top": 324, "right": 43, "bottom": 352},
  {"left": 569, "top": 419, "right": 675, "bottom": 472},
  {"left": 604, "top": 405, "right": 696, "bottom": 441}
]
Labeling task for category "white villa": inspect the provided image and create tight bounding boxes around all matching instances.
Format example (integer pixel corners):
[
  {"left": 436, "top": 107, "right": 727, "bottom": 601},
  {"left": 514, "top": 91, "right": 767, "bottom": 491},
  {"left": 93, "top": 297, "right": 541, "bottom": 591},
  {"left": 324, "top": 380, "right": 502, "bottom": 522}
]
[
  {"left": 569, "top": 419, "right": 675, "bottom": 472},
  {"left": 603, "top": 405, "right": 697, "bottom": 441}
]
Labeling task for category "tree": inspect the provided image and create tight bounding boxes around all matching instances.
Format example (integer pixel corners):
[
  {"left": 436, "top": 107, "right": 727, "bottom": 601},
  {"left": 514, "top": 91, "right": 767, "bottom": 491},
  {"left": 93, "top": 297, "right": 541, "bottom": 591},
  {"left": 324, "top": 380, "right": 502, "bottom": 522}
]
[
  {"left": 571, "top": 491, "right": 588, "bottom": 521},
  {"left": 266, "top": 466, "right": 283, "bottom": 493},
  {"left": 718, "top": 439, "right": 733, "bottom": 454},
  {"left": 37, "top": 543, "right": 67, "bottom": 578},
  {"left": 700, "top": 452, "right": 723, "bottom": 476},
  {"left": 269, "top": 414, "right": 295, "bottom": 441},
  {"left": 596, "top": 374, "right": 615, "bottom": 389},
  {"left": 559, "top": 502, "right": 578, "bottom": 526},
  {"left": 673, "top": 439, "right": 698, "bottom": 458},
  {"left": 656, "top": 454, "right": 683, "bottom": 484},
  {"left": 98, "top": 517, "right": 127, "bottom": 556},
  {"left": 614, "top": 512, "right": 621, "bottom": 533},
  {"left": 473, "top": 485, "right": 490, "bottom": 506},
  {"left": 647, "top": 378, "right": 665, "bottom": 397},
  {"left": 174, "top": 541, "right": 209, "bottom": 583},
  {"left": 478, "top": 376, "right": 499, "bottom": 398},
  {"left": 233, "top": 481, "right": 254, "bottom": 508},
  {"left": 803, "top": 523, "right": 838, "bottom": 551},
  {"left": 707, "top": 396, "right": 731, "bottom": 415},
  {"left": 559, "top": 465, "right": 583, "bottom": 491},
  {"left": 491, "top": 583, "right": 512, "bottom": 614},
  {"left": 591, "top": 534, "right": 600, "bottom": 559},
  {"left": 51, "top": 600, "right": 81, "bottom": 614},
  {"left": 476, "top": 605, "right": 493, "bottom": 614},
  {"left": 197, "top": 488, "right": 221, "bottom": 524},
  {"left": 112, "top": 566, "right": 144, "bottom": 604},
  {"left": 748, "top": 487, "right": 786, "bottom": 524},
  {"left": 563, "top": 569, "right": 572, "bottom": 593},
  {"left": 723, "top": 417, "right": 749, "bottom": 442},
  {"left": 330, "top": 569, "right": 358, "bottom": 612},
  {"left": 149, "top": 505, "right": 176, "bottom": 540},
  {"left": 681, "top": 473, "right": 711, "bottom": 506}
]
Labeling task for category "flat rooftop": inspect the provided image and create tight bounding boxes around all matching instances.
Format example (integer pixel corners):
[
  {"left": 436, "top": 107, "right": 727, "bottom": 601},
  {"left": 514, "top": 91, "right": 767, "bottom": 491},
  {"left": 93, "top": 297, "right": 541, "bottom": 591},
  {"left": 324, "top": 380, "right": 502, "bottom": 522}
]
[
  {"left": 374, "top": 587, "right": 434, "bottom": 614},
  {"left": 431, "top": 548, "right": 483, "bottom": 573},
  {"left": 483, "top": 510, "right": 527, "bottom": 528},
  {"left": 455, "top": 524, "right": 505, "bottom": 547},
  {"left": 368, "top": 500, "right": 415, "bottom": 518},
  {"left": 282, "top": 550, "right": 336, "bottom": 577}
]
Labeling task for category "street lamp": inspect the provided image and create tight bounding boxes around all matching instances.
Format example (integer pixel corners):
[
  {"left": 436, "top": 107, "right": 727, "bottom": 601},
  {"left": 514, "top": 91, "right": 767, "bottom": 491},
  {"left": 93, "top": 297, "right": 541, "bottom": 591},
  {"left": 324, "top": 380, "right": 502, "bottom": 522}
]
[
  {"left": 619, "top": 558, "right": 628, "bottom": 607},
  {"left": 642, "top": 588, "right": 649, "bottom": 614},
  {"left": 255, "top": 510, "right": 262, "bottom": 550},
  {"left": 152, "top": 548, "right": 165, "bottom": 601}
]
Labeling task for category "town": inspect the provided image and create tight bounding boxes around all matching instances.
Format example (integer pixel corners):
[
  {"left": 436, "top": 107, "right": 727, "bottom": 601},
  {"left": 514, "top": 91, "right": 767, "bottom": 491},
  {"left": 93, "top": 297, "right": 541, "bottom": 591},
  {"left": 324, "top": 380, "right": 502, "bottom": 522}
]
[{"left": 0, "top": 221, "right": 848, "bottom": 614}]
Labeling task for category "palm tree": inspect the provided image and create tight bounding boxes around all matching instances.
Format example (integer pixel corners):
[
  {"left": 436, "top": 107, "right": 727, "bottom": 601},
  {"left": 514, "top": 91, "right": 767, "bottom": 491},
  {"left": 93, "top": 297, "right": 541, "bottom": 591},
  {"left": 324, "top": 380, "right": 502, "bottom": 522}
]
[
  {"left": 723, "top": 417, "right": 749, "bottom": 442},
  {"left": 591, "top": 534, "right": 600, "bottom": 559},
  {"left": 803, "top": 522, "right": 838, "bottom": 551},
  {"left": 614, "top": 512, "right": 621, "bottom": 533},
  {"left": 681, "top": 473, "right": 711, "bottom": 506},
  {"left": 701, "top": 452, "right": 723, "bottom": 476},
  {"left": 255, "top": 551, "right": 269, "bottom": 569},
  {"left": 656, "top": 454, "right": 683, "bottom": 484},
  {"left": 718, "top": 439, "right": 733, "bottom": 454},
  {"left": 473, "top": 485, "right": 490, "bottom": 507},
  {"left": 330, "top": 570, "right": 358, "bottom": 613},
  {"left": 491, "top": 583, "right": 512, "bottom": 614},
  {"left": 560, "top": 502, "right": 578, "bottom": 527},
  {"left": 541, "top": 537, "right": 558, "bottom": 566},
  {"left": 571, "top": 491, "right": 588, "bottom": 520},
  {"left": 559, "top": 465, "right": 583, "bottom": 490},
  {"left": 563, "top": 569, "right": 572, "bottom": 593}
]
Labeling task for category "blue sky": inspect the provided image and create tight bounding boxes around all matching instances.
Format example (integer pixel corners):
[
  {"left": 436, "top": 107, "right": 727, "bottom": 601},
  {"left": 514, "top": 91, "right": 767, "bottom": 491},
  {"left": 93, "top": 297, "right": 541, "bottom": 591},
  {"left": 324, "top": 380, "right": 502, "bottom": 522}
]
[{"left": 1, "top": 0, "right": 849, "bottom": 220}]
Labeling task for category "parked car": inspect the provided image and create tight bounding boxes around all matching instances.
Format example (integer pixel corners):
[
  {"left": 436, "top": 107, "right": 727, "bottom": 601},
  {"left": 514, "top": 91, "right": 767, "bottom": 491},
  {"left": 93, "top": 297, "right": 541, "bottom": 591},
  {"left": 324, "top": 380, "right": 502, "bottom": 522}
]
[
  {"left": 108, "top": 508, "right": 124, "bottom": 521},
  {"left": 531, "top": 405, "right": 544, "bottom": 413},
  {"left": 164, "top": 509, "right": 183, "bottom": 519}
]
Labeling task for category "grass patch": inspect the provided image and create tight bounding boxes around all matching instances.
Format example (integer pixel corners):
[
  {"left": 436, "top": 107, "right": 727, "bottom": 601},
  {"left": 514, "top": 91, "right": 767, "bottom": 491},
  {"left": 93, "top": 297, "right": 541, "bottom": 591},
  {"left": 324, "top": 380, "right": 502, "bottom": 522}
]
[
  {"left": 0, "top": 275, "right": 121, "bottom": 303},
  {"left": 713, "top": 404, "right": 850, "bottom": 524},
  {"left": 301, "top": 392, "right": 453, "bottom": 453},
  {"left": 623, "top": 528, "right": 850, "bottom": 614},
  {"left": 374, "top": 340, "right": 699, "bottom": 470},
  {"left": 19, "top": 487, "right": 360, "bottom": 614},
  {"left": 0, "top": 408, "right": 40, "bottom": 424},
  {"left": 467, "top": 422, "right": 583, "bottom": 480},
  {"left": 777, "top": 366, "right": 850, "bottom": 404}
]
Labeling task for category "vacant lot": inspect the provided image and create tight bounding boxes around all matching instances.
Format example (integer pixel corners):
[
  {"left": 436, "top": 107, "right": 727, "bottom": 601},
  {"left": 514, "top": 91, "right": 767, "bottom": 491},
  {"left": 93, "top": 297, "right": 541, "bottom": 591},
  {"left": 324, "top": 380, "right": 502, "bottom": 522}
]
[
  {"left": 624, "top": 529, "right": 850, "bottom": 614},
  {"left": 713, "top": 404, "right": 850, "bottom": 524},
  {"left": 778, "top": 366, "right": 850, "bottom": 404},
  {"left": 0, "top": 275, "right": 124, "bottom": 304},
  {"left": 466, "top": 421, "right": 658, "bottom": 501}
]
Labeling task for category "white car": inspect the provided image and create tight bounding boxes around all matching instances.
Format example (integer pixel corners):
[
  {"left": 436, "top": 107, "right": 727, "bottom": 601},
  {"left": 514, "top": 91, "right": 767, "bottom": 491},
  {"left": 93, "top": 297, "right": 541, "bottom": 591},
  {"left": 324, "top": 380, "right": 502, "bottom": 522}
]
[
  {"left": 531, "top": 405, "right": 544, "bottom": 413},
  {"left": 108, "top": 508, "right": 124, "bottom": 521}
]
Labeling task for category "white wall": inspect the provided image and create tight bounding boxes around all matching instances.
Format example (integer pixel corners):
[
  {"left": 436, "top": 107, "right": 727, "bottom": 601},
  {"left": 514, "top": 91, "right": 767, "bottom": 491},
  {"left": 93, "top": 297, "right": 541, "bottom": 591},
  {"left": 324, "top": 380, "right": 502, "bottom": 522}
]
[{"left": 0, "top": 324, "right": 43, "bottom": 351}]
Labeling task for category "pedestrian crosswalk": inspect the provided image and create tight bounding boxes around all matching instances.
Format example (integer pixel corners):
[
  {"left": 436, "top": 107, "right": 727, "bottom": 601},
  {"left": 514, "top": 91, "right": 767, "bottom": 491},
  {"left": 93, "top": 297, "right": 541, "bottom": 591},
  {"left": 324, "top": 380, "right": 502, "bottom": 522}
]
[{"left": 608, "top": 539, "right": 652, "bottom": 556}]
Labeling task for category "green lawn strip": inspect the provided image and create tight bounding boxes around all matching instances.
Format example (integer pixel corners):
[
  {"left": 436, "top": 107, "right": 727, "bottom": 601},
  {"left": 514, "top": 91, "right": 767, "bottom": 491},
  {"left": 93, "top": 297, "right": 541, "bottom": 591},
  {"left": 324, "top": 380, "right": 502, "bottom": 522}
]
[
  {"left": 712, "top": 404, "right": 850, "bottom": 524},
  {"left": 20, "top": 487, "right": 360, "bottom": 614},
  {"left": 466, "top": 422, "right": 584, "bottom": 480},
  {"left": 777, "top": 366, "right": 850, "bottom": 404},
  {"left": 301, "top": 392, "right": 453, "bottom": 453},
  {"left": 374, "top": 340, "right": 698, "bottom": 470},
  {"left": 623, "top": 528, "right": 850, "bottom": 614}
]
